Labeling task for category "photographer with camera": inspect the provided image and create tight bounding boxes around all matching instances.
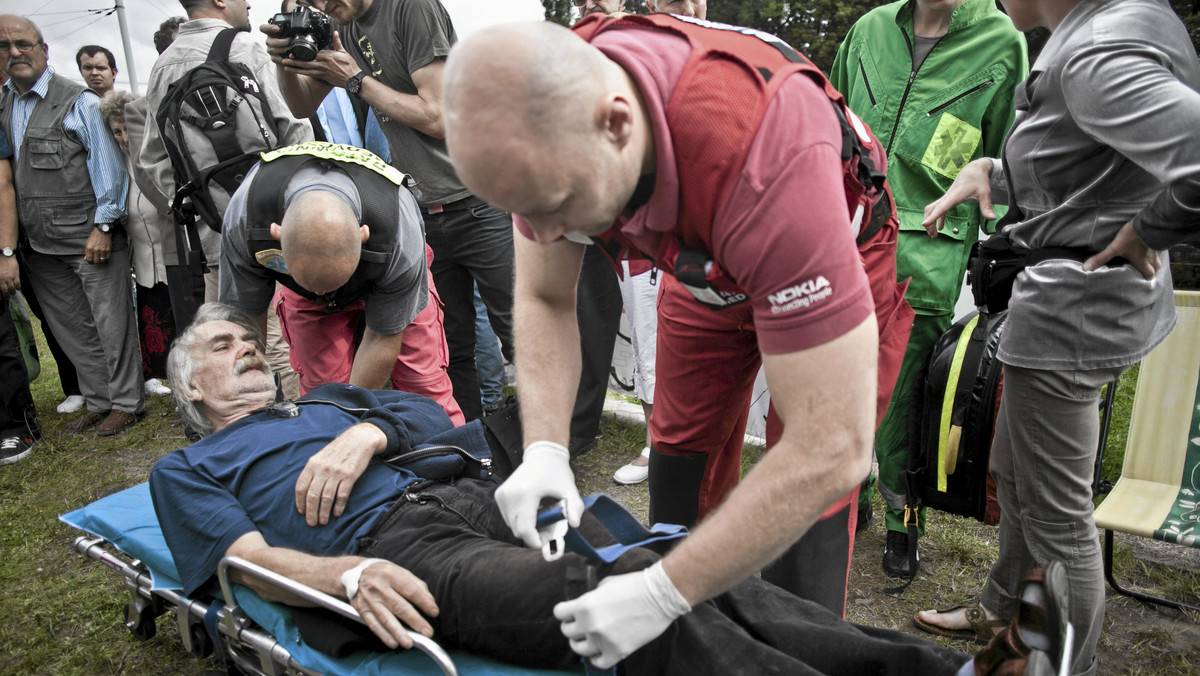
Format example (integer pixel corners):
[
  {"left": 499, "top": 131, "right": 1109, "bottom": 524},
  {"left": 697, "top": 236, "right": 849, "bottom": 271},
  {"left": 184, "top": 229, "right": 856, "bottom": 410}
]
[
  {"left": 273, "top": 0, "right": 389, "bottom": 160},
  {"left": 264, "top": 0, "right": 517, "bottom": 423}
]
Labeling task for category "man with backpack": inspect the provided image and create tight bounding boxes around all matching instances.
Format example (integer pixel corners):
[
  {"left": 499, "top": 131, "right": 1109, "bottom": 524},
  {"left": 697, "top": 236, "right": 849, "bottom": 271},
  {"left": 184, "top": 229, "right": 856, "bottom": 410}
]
[
  {"left": 136, "top": 0, "right": 311, "bottom": 324},
  {"left": 442, "top": 15, "right": 913, "bottom": 657},
  {"left": 0, "top": 14, "right": 144, "bottom": 437},
  {"left": 136, "top": 0, "right": 311, "bottom": 398}
]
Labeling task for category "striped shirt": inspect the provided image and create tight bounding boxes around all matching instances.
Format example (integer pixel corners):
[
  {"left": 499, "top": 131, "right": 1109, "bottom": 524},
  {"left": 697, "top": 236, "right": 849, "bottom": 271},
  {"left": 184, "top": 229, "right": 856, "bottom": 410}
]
[{"left": 3, "top": 67, "right": 128, "bottom": 224}]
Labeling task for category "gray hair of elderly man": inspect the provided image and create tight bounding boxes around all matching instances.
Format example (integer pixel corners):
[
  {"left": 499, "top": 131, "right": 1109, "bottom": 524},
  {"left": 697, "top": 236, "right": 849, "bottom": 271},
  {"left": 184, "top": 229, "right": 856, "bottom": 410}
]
[{"left": 167, "top": 302, "right": 265, "bottom": 438}]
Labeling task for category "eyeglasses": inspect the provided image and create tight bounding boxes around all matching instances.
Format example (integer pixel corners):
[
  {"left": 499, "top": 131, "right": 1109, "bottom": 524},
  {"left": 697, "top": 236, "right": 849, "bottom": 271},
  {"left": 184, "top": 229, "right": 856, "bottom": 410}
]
[
  {"left": 0, "top": 40, "right": 42, "bottom": 53},
  {"left": 570, "top": 0, "right": 590, "bottom": 6}
]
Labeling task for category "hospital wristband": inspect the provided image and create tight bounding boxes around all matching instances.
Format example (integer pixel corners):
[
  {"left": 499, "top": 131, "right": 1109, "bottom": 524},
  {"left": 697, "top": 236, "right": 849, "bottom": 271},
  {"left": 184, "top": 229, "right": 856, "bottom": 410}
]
[{"left": 340, "top": 558, "right": 389, "bottom": 600}]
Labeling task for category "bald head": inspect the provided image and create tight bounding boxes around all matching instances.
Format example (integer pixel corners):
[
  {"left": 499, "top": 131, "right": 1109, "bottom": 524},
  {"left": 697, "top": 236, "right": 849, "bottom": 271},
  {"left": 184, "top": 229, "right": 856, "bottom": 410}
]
[
  {"left": 277, "top": 191, "right": 366, "bottom": 294},
  {"left": 444, "top": 22, "right": 653, "bottom": 241}
]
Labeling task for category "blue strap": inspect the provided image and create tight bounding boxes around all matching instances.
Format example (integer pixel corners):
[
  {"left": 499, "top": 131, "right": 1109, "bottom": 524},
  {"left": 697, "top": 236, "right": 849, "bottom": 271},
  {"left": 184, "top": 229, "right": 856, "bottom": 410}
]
[
  {"left": 536, "top": 494, "right": 688, "bottom": 563},
  {"left": 203, "top": 599, "right": 227, "bottom": 665}
]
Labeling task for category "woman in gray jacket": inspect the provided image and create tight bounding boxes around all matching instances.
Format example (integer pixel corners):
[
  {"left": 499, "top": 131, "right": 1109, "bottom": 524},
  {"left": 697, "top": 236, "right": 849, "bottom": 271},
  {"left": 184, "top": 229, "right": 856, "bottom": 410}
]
[{"left": 913, "top": 0, "right": 1200, "bottom": 673}]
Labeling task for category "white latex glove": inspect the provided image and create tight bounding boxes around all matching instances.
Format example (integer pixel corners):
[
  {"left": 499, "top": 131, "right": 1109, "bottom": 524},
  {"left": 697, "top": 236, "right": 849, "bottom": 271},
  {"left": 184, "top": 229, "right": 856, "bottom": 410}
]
[
  {"left": 553, "top": 561, "right": 691, "bottom": 669},
  {"left": 494, "top": 441, "right": 585, "bottom": 549}
]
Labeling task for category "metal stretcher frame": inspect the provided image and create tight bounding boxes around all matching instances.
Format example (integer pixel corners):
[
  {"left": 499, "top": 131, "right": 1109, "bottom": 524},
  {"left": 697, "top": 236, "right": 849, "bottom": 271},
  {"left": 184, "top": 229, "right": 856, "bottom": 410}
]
[{"left": 71, "top": 535, "right": 459, "bottom": 676}]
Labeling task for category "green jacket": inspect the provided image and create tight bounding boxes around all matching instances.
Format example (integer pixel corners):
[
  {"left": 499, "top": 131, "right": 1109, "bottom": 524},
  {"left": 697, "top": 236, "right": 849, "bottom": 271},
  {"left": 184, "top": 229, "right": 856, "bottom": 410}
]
[{"left": 831, "top": 0, "right": 1027, "bottom": 314}]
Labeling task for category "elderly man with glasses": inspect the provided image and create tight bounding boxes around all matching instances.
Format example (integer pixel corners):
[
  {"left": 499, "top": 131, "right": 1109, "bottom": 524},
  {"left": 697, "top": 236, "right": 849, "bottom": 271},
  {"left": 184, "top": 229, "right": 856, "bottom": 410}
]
[{"left": 0, "top": 14, "right": 144, "bottom": 437}]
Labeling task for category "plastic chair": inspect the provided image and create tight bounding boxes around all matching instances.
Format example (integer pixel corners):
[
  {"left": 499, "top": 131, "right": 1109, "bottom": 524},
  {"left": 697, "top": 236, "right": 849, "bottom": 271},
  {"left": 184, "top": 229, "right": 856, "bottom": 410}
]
[{"left": 1093, "top": 290, "right": 1200, "bottom": 613}]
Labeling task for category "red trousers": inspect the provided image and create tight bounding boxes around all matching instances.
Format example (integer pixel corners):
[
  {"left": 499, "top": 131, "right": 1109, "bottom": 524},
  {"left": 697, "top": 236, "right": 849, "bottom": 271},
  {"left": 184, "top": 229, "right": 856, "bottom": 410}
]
[
  {"left": 650, "top": 272, "right": 910, "bottom": 614},
  {"left": 274, "top": 248, "right": 464, "bottom": 426}
]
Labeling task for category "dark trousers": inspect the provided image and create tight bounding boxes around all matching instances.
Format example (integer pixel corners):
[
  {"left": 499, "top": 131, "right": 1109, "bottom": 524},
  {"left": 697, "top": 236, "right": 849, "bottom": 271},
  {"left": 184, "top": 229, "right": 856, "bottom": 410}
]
[
  {"left": 18, "top": 254, "right": 79, "bottom": 398},
  {"left": 0, "top": 298, "right": 37, "bottom": 438},
  {"left": 424, "top": 201, "right": 515, "bottom": 422},
  {"left": 357, "top": 478, "right": 967, "bottom": 675},
  {"left": 570, "top": 246, "right": 623, "bottom": 452}
]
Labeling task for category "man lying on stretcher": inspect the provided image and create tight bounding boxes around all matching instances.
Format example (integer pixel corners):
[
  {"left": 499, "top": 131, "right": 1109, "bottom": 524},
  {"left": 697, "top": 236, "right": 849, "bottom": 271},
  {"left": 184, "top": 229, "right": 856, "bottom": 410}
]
[{"left": 149, "top": 302, "right": 1063, "bottom": 675}]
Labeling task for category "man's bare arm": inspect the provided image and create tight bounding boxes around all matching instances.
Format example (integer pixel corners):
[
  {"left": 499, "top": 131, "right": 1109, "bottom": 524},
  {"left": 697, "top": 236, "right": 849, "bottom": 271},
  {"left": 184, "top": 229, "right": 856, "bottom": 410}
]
[
  {"left": 269, "top": 30, "right": 446, "bottom": 138},
  {"left": 512, "top": 233, "right": 586, "bottom": 447},
  {"left": 226, "top": 531, "right": 438, "bottom": 649},
  {"left": 662, "top": 315, "right": 878, "bottom": 604},
  {"left": 348, "top": 327, "right": 405, "bottom": 390}
]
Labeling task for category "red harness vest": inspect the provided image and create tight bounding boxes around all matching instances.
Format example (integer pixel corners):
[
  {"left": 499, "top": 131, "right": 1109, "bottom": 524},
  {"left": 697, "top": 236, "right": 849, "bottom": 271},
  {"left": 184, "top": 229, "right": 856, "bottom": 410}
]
[{"left": 574, "top": 13, "right": 914, "bottom": 425}]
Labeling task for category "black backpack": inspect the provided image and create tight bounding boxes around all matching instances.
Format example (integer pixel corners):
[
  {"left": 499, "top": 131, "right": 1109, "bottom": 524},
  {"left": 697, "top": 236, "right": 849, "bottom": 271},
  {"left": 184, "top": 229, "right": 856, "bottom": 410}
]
[
  {"left": 904, "top": 309, "right": 1008, "bottom": 525},
  {"left": 155, "top": 27, "right": 283, "bottom": 233}
]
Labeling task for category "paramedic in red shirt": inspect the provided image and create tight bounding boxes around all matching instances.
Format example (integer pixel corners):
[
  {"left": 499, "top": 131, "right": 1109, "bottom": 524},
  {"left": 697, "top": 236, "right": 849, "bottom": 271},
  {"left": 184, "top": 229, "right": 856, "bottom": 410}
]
[{"left": 443, "top": 17, "right": 907, "bottom": 666}]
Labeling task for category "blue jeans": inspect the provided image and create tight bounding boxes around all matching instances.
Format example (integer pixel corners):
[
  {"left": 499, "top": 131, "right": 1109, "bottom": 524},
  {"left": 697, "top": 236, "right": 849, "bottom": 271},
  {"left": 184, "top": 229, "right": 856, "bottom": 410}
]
[
  {"left": 473, "top": 284, "right": 505, "bottom": 412},
  {"left": 423, "top": 200, "right": 514, "bottom": 421},
  {"left": 356, "top": 478, "right": 968, "bottom": 675}
]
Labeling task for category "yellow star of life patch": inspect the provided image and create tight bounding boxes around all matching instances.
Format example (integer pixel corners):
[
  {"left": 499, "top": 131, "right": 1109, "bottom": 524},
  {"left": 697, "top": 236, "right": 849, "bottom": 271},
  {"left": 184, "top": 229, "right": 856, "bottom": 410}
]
[
  {"left": 255, "top": 249, "right": 291, "bottom": 275},
  {"left": 921, "top": 112, "right": 981, "bottom": 180}
]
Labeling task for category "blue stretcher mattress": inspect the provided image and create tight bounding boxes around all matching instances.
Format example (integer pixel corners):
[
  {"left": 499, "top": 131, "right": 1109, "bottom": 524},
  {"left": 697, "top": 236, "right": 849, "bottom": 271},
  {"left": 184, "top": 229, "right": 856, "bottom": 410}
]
[{"left": 61, "top": 482, "right": 577, "bottom": 675}]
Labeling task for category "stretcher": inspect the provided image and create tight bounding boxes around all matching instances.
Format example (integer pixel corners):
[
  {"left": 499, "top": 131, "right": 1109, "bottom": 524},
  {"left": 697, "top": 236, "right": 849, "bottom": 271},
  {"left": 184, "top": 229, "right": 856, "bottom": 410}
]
[{"left": 61, "top": 482, "right": 579, "bottom": 676}]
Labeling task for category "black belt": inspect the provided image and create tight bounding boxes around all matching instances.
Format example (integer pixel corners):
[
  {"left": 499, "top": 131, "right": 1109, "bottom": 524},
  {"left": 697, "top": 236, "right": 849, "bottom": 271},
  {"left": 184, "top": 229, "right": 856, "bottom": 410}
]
[{"left": 422, "top": 194, "right": 486, "bottom": 215}]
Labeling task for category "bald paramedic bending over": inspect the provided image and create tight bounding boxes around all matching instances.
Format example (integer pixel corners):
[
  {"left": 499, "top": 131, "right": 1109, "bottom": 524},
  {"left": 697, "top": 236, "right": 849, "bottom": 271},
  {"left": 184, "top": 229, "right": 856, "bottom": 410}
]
[{"left": 444, "top": 20, "right": 886, "bottom": 667}]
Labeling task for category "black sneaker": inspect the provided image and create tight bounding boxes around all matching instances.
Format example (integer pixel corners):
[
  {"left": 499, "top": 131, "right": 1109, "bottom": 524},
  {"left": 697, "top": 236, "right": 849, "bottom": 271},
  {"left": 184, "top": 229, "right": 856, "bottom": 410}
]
[
  {"left": 883, "top": 530, "right": 919, "bottom": 579},
  {"left": 0, "top": 434, "right": 35, "bottom": 465}
]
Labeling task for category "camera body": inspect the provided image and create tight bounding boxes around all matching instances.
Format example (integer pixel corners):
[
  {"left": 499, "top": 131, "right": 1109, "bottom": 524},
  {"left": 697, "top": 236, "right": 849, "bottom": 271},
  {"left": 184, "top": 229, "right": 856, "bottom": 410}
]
[{"left": 268, "top": 6, "right": 334, "bottom": 62}]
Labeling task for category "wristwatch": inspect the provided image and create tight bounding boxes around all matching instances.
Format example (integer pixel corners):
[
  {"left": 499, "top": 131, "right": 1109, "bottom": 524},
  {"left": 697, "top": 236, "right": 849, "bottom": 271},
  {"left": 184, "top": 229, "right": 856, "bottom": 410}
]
[
  {"left": 1, "top": 246, "right": 13, "bottom": 258},
  {"left": 345, "top": 70, "right": 368, "bottom": 98},
  {"left": 94, "top": 222, "right": 113, "bottom": 234}
]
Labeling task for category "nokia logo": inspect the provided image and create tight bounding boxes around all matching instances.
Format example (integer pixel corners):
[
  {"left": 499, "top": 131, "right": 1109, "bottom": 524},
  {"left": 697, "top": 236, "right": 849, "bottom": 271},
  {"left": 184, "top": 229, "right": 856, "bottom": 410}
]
[{"left": 769, "top": 277, "right": 830, "bottom": 305}]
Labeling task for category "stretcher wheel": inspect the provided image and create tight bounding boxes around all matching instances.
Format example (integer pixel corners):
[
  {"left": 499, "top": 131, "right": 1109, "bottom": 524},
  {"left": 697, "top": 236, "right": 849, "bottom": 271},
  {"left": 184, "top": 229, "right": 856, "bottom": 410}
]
[
  {"left": 187, "top": 619, "right": 214, "bottom": 658},
  {"left": 124, "top": 598, "right": 158, "bottom": 641}
]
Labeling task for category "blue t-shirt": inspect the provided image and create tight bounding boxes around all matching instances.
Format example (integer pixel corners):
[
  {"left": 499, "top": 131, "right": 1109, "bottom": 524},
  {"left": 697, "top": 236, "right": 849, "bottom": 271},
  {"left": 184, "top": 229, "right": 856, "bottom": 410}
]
[
  {"left": 0, "top": 130, "right": 12, "bottom": 160},
  {"left": 150, "top": 384, "right": 472, "bottom": 595}
]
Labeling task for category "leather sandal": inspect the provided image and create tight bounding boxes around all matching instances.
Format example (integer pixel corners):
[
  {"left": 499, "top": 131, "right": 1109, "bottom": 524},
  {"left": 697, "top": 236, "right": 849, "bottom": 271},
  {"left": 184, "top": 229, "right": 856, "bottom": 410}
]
[{"left": 913, "top": 603, "right": 1006, "bottom": 645}]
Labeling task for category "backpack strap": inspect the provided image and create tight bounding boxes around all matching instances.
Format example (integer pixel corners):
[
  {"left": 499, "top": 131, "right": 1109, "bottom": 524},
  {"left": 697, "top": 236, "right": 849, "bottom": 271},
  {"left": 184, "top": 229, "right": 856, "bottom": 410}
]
[{"left": 206, "top": 27, "right": 247, "bottom": 63}]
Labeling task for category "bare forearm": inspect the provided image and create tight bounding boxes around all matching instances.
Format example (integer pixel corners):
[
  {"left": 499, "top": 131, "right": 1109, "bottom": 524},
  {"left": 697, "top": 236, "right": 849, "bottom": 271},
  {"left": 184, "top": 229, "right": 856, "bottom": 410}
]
[
  {"left": 512, "top": 237, "right": 586, "bottom": 446},
  {"left": 227, "top": 533, "right": 362, "bottom": 602},
  {"left": 276, "top": 67, "right": 330, "bottom": 119},
  {"left": 358, "top": 76, "right": 444, "bottom": 139},
  {"left": 348, "top": 328, "right": 403, "bottom": 390}
]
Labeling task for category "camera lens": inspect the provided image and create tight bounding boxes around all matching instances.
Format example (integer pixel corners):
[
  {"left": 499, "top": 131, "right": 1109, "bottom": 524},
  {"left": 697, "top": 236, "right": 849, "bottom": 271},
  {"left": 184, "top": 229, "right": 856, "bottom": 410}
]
[{"left": 289, "top": 35, "right": 319, "bottom": 62}]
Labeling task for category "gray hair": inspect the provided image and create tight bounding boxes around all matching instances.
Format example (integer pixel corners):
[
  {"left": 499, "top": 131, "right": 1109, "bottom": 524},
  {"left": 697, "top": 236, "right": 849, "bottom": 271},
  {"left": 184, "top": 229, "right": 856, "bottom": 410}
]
[
  {"left": 98, "top": 90, "right": 133, "bottom": 126},
  {"left": 167, "top": 303, "right": 264, "bottom": 438}
]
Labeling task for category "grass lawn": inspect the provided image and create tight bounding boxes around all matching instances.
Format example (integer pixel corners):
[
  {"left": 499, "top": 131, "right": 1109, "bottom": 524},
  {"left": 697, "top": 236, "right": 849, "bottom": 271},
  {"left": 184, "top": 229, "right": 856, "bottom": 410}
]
[{"left": 1, "top": 321, "right": 1198, "bottom": 674}]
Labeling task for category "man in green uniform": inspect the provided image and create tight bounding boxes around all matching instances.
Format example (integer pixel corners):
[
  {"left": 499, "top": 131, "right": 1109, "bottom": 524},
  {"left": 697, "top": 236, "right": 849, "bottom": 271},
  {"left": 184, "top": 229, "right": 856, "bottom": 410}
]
[{"left": 830, "top": 0, "right": 1027, "bottom": 578}]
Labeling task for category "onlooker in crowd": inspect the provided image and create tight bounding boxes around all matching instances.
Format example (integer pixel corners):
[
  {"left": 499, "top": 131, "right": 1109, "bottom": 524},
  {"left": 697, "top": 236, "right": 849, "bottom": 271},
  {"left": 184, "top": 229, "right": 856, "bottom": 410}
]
[
  {"left": 148, "top": 301, "right": 1055, "bottom": 676},
  {"left": 1, "top": 42, "right": 82, "bottom": 416},
  {"left": 100, "top": 91, "right": 174, "bottom": 399},
  {"left": 278, "top": 0, "right": 390, "bottom": 161},
  {"left": 914, "top": 0, "right": 1200, "bottom": 671},
  {"left": 473, "top": 282, "right": 506, "bottom": 415},
  {"left": 0, "top": 126, "right": 39, "bottom": 464},
  {"left": 443, "top": 18, "right": 912, "bottom": 654},
  {"left": 219, "top": 141, "right": 464, "bottom": 425},
  {"left": 0, "top": 14, "right": 144, "bottom": 436},
  {"left": 610, "top": 0, "right": 706, "bottom": 485},
  {"left": 610, "top": 260, "right": 658, "bottom": 484},
  {"left": 645, "top": 0, "right": 706, "bottom": 14},
  {"left": 266, "top": 0, "right": 516, "bottom": 422},
  {"left": 137, "top": 0, "right": 311, "bottom": 399},
  {"left": 153, "top": 16, "right": 185, "bottom": 56},
  {"left": 75, "top": 45, "right": 116, "bottom": 98},
  {"left": 830, "top": 0, "right": 1027, "bottom": 579}
]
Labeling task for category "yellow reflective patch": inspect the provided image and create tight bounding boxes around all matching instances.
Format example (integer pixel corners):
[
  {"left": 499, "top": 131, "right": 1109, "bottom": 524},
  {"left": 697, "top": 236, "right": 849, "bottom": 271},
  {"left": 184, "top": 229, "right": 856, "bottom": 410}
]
[
  {"left": 261, "top": 141, "right": 406, "bottom": 186},
  {"left": 921, "top": 113, "right": 981, "bottom": 180},
  {"left": 255, "top": 248, "right": 291, "bottom": 275}
]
